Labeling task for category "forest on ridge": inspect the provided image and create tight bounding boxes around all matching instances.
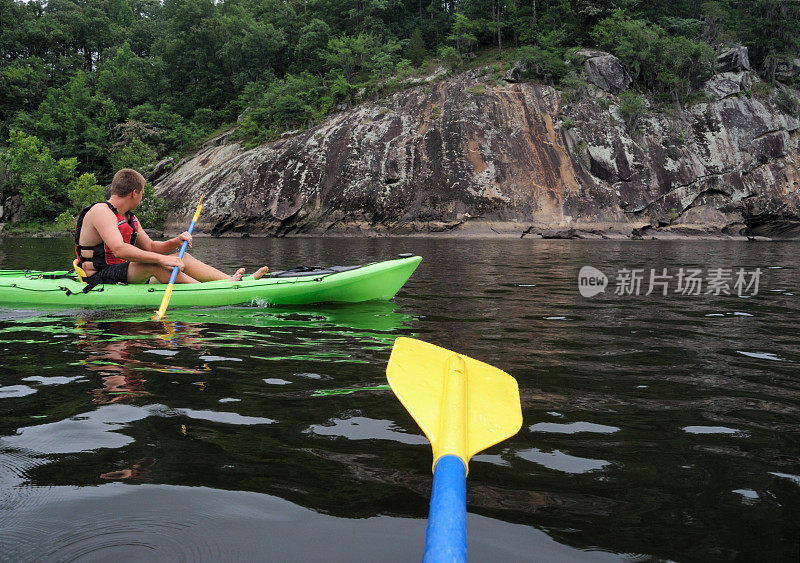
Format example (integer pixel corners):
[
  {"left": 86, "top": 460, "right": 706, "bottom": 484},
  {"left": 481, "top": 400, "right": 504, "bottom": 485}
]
[{"left": 0, "top": 0, "right": 798, "bottom": 228}]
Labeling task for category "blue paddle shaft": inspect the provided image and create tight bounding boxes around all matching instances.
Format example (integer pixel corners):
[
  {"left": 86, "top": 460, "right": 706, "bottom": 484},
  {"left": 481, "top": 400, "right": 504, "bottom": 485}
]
[
  {"left": 166, "top": 219, "right": 197, "bottom": 285},
  {"left": 423, "top": 454, "right": 467, "bottom": 563}
]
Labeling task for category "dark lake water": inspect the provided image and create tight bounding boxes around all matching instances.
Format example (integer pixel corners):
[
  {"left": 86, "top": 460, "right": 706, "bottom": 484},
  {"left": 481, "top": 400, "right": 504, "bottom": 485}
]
[{"left": 1, "top": 236, "right": 798, "bottom": 561}]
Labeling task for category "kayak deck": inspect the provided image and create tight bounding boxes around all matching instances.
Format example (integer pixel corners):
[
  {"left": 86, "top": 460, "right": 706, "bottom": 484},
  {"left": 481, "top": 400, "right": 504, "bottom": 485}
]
[{"left": 0, "top": 255, "right": 422, "bottom": 309}]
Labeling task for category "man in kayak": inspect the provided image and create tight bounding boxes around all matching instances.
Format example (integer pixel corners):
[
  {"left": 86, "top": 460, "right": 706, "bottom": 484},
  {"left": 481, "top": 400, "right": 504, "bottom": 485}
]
[{"left": 74, "top": 168, "right": 268, "bottom": 285}]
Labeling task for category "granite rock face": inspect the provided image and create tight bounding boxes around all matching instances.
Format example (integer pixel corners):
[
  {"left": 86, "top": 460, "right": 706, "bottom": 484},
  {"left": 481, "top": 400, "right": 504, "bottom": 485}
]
[
  {"left": 717, "top": 46, "right": 751, "bottom": 73},
  {"left": 703, "top": 71, "right": 753, "bottom": 99},
  {"left": 155, "top": 68, "right": 800, "bottom": 239},
  {"left": 503, "top": 64, "right": 524, "bottom": 83},
  {"left": 0, "top": 194, "right": 23, "bottom": 223},
  {"left": 148, "top": 157, "right": 176, "bottom": 183},
  {"left": 776, "top": 58, "right": 800, "bottom": 82},
  {"left": 576, "top": 50, "right": 632, "bottom": 94}
]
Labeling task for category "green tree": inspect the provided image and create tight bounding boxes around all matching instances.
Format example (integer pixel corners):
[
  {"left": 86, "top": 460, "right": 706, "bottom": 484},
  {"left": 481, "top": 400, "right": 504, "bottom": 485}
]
[
  {"left": 594, "top": 10, "right": 713, "bottom": 104},
  {"left": 0, "top": 57, "right": 48, "bottom": 139},
  {"left": 325, "top": 34, "right": 369, "bottom": 80},
  {"left": 406, "top": 28, "right": 426, "bottom": 67},
  {"left": 135, "top": 182, "right": 168, "bottom": 230},
  {"left": 447, "top": 14, "right": 478, "bottom": 54},
  {"left": 3, "top": 130, "right": 77, "bottom": 222},
  {"left": 110, "top": 137, "right": 158, "bottom": 174},
  {"left": 321, "top": 71, "right": 354, "bottom": 112},
  {"left": 97, "top": 42, "right": 152, "bottom": 106},
  {"left": 487, "top": 0, "right": 511, "bottom": 54},
  {"left": 727, "top": 0, "right": 800, "bottom": 80},
  {"left": 295, "top": 19, "right": 332, "bottom": 74},
  {"left": 15, "top": 71, "right": 120, "bottom": 175},
  {"left": 367, "top": 39, "right": 402, "bottom": 80},
  {"left": 126, "top": 104, "right": 204, "bottom": 153},
  {"left": 126, "top": 0, "right": 166, "bottom": 56},
  {"left": 618, "top": 90, "right": 647, "bottom": 132},
  {"left": 155, "top": 0, "right": 285, "bottom": 115},
  {"left": 324, "top": 33, "right": 401, "bottom": 81},
  {"left": 235, "top": 72, "right": 325, "bottom": 145},
  {"left": 514, "top": 45, "right": 567, "bottom": 84},
  {"left": 107, "top": 0, "right": 134, "bottom": 27},
  {"left": 438, "top": 45, "right": 461, "bottom": 73},
  {"left": 531, "top": 0, "right": 583, "bottom": 47},
  {"left": 217, "top": 12, "right": 286, "bottom": 91},
  {"left": 67, "top": 172, "right": 105, "bottom": 211}
]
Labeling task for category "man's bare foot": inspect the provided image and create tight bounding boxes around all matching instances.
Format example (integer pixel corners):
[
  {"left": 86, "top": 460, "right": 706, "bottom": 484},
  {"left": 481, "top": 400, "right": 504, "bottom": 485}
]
[
  {"left": 252, "top": 266, "right": 269, "bottom": 280},
  {"left": 228, "top": 268, "right": 245, "bottom": 282}
]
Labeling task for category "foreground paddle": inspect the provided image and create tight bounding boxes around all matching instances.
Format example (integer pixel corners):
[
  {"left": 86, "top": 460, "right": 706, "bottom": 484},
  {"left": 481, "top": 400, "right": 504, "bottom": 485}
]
[
  {"left": 153, "top": 195, "right": 204, "bottom": 321},
  {"left": 386, "top": 337, "right": 522, "bottom": 562}
]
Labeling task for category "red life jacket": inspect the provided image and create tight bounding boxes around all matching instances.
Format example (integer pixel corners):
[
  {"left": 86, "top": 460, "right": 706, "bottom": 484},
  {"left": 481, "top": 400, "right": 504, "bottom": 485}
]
[{"left": 74, "top": 201, "right": 139, "bottom": 270}]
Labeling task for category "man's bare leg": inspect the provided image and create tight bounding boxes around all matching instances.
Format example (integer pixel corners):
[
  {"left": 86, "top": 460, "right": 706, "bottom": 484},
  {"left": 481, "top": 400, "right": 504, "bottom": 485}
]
[
  {"left": 128, "top": 262, "right": 198, "bottom": 284},
  {"left": 126, "top": 255, "right": 266, "bottom": 284},
  {"left": 181, "top": 253, "right": 244, "bottom": 282}
]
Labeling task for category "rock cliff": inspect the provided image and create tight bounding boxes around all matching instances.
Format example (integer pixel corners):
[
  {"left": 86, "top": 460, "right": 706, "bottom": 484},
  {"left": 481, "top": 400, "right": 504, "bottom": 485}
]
[{"left": 155, "top": 56, "right": 800, "bottom": 239}]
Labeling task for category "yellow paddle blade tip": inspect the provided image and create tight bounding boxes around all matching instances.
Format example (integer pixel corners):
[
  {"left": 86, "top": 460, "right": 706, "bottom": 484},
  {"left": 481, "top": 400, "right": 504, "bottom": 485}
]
[
  {"left": 386, "top": 337, "right": 522, "bottom": 468},
  {"left": 154, "top": 284, "right": 175, "bottom": 320},
  {"left": 192, "top": 196, "right": 204, "bottom": 222}
]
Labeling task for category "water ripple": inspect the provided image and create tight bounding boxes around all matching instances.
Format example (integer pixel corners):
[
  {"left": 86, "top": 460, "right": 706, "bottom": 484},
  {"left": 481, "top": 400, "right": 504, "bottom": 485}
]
[
  {"left": 736, "top": 350, "right": 789, "bottom": 362},
  {"left": 516, "top": 448, "right": 611, "bottom": 474},
  {"left": 682, "top": 426, "right": 742, "bottom": 435},
  {"left": 0, "top": 385, "right": 37, "bottom": 398},
  {"left": 306, "top": 417, "right": 429, "bottom": 445},
  {"left": 21, "top": 375, "right": 85, "bottom": 386},
  {"left": 1, "top": 404, "right": 149, "bottom": 454},
  {"left": 179, "top": 409, "right": 275, "bottom": 426},
  {"left": 530, "top": 422, "right": 620, "bottom": 434},
  {"left": 769, "top": 472, "right": 800, "bottom": 486}
]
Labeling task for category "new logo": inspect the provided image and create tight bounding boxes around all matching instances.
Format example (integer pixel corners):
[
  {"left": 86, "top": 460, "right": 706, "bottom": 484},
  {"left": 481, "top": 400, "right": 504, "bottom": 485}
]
[{"left": 578, "top": 266, "right": 608, "bottom": 297}]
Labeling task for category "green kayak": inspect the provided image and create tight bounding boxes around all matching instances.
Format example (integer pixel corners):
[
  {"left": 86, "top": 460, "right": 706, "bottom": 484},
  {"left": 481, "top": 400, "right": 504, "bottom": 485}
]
[{"left": 0, "top": 255, "right": 422, "bottom": 309}]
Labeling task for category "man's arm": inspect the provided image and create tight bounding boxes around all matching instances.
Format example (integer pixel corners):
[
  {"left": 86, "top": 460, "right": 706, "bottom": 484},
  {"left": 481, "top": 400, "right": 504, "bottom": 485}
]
[
  {"left": 134, "top": 223, "right": 191, "bottom": 255},
  {"left": 91, "top": 206, "right": 179, "bottom": 268},
  {"left": 133, "top": 225, "right": 154, "bottom": 252}
]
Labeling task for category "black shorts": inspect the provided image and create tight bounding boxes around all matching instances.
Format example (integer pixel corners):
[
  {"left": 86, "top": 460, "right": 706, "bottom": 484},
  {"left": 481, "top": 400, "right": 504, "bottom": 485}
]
[{"left": 87, "top": 262, "right": 130, "bottom": 285}]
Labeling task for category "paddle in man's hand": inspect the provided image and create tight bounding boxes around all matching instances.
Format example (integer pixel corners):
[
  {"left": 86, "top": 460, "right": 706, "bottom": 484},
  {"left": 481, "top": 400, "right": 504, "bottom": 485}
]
[{"left": 153, "top": 195, "right": 204, "bottom": 321}]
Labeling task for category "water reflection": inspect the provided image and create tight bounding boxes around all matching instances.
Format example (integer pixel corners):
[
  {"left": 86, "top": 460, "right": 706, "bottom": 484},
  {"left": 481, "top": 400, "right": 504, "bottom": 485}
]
[
  {"left": 0, "top": 299, "right": 422, "bottom": 548},
  {"left": 74, "top": 319, "right": 212, "bottom": 404},
  {"left": 99, "top": 457, "right": 156, "bottom": 481}
]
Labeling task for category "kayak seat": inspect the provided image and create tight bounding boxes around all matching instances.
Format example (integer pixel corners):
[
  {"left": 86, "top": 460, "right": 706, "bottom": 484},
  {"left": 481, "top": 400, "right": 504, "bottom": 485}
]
[{"left": 72, "top": 258, "right": 89, "bottom": 283}]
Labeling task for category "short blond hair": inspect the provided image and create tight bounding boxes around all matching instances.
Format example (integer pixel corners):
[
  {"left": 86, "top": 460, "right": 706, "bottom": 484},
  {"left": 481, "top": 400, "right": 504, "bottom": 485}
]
[{"left": 111, "top": 169, "right": 145, "bottom": 196}]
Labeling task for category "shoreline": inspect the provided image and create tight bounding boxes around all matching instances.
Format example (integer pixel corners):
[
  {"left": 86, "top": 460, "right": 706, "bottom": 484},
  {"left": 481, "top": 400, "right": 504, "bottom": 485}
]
[
  {"left": 1, "top": 223, "right": 794, "bottom": 241},
  {"left": 158, "top": 218, "right": 799, "bottom": 241}
]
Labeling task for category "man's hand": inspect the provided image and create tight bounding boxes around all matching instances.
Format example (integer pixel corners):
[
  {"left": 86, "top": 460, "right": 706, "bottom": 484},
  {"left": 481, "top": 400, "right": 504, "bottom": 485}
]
[
  {"left": 176, "top": 231, "right": 193, "bottom": 248},
  {"left": 159, "top": 254, "right": 185, "bottom": 271}
]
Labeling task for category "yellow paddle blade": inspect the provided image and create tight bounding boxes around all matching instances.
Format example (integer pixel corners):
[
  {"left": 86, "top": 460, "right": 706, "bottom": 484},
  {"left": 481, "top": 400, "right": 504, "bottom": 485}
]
[
  {"left": 386, "top": 337, "right": 522, "bottom": 472},
  {"left": 152, "top": 284, "right": 174, "bottom": 321},
  {"left": 192, "top": 194, "right": 204, "bottom": 223}
]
